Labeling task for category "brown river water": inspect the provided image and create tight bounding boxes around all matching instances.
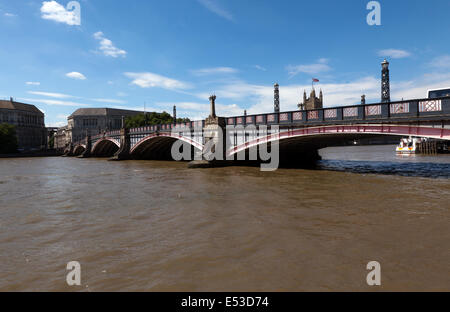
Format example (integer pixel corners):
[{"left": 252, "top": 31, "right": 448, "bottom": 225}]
[{"left": 0, "top": 145, "right": 449, "bottom": 291}]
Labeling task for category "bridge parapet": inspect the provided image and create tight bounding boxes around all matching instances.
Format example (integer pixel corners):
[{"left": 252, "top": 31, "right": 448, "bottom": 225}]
[{"left": 226, "top": 97, "right": 450, "bottom": 128}]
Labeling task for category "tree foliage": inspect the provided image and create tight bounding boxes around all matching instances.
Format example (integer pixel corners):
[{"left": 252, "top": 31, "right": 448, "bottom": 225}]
[
  {"left": 125, "top": 112, "right": 190, "bottom": 128},
  {"left": 48, "top": 135, "right": 55, "bottom": 149},
  {"left": 0, "top": 123, "right": 18, "bottom": 154}
]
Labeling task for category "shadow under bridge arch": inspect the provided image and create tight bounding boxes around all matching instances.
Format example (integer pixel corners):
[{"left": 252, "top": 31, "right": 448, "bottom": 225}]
[
  {"left": 91, "top": 138, "right": 120, "bottom": 157},
  {"left": 73, "top": 144, "right": 86, "bottom": 156},
  {"left": 130, "top": 133, "right": 203, "bottom": 160}
]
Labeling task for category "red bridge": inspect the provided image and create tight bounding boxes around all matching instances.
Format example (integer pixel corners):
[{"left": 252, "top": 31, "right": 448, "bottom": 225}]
[{"left": 67, "top": 95, "right": 450, "bottom": 165}]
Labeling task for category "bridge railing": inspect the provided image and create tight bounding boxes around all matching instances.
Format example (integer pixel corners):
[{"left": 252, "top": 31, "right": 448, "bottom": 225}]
[
  {"left": 127, "top": 121, "right": 206, "bottom": 134},
  {"left": 226, "top": 96, "right": 450, "bottom": 127}
]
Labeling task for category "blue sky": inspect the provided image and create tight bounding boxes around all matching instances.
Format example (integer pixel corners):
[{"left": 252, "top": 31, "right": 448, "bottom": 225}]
[{"left": 1, "top": 0, "right": 450, "bottom": 126}]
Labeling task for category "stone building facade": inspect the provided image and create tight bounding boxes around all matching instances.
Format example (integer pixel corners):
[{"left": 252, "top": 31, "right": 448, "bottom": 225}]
[
  {"left": 67, "top": 108, "right": 143, "bottom": 143},
  {"left": 0, "top": 98, "right": 46, "bottom": 150},
  {"left": 54, "top": 126, "right": 71, "bottom": 151}
]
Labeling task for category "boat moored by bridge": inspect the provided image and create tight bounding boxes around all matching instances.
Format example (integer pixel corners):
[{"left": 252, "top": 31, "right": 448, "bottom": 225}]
[{"left": 396, "top": 137, "right": 424, "bottom": 154}]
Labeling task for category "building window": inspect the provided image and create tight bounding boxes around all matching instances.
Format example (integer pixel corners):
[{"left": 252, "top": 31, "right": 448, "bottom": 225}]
[{"left": 82, "top": 119, "right": 98, "bottom": 127}]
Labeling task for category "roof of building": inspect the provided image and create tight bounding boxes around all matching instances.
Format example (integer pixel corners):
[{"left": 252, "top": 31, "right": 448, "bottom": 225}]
[
  {"left": 68, "top": 107, "right": 143, "bottom": 119},
  {"left": 0, "top": 99, "right": 44, "bottom": 115}
]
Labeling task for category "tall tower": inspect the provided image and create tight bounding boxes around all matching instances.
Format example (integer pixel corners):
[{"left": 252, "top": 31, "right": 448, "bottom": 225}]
[
  {"left": 173, "top": 105, "right": 177, "bottom": 124},
  {"left": 209, "top": 95, "right": 216, "bottom": 118},
  {"left": 274, "top": 83, "right": 280, "bottom": 113},
  {"left": 381, "top": 59, "right": 391, "bottom": 103}
]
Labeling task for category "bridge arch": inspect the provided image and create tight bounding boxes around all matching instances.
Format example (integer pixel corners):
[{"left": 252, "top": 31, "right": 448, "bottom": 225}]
[
  {"left": 91, "top": 138, "right": 120, "bottom": 157},
  {"left": 226, "top": 124, "right": 450, "bottom": 165},
  {"left": 131, "top": 133, "right": 203, "bottom": 160},
  {"left": 72, "top": 144, "right": 86, "bottom": 156}
]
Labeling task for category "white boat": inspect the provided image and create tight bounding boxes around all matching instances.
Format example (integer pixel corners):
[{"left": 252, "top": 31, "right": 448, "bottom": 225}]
[{"left": 396, "top": 137, "right": 424, "bottom": 154}]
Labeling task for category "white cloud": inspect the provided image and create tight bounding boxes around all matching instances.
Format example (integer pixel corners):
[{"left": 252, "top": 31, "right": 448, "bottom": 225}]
[
  {"left": 26, "top": 82, "right": 41, "bottom": 86},
  {"left": 378, "top": 49, "right": 411, "bottom": 59},
  {"left": 19, "top": 98, "right": 89, "bottom": 107},
  {"left": 192, "top": 67, "right": 238, "bottom": 76},
  {"left": 48, "top": 121, "right": 67, "bottom": 127},
  {"left": 192, "top": 69, "right": 450, "bottom": 118},
  {"left": 66, "top": 72, "right": 86, "bottom": 80},
  {"left": 117, "top": 92, "right": 127, "bottom": 97},
  {"left": 27, "top": 91, "right": 74, "bottom": 98},
  {"left": 287, "top": 58, "right": 332, "bottom": 77},
  {"left": 156, "top": 101, "right": 244, "bottom": 121},
  {"left": 195, "top": 82, "right": 268, "bottom": 101},
  {"left": 111, "top": 105, "right": 146, "bottom": 112},
  {"left": 26, "top": 91, "right": 126, "bottom": 105},
  {"left": 391, "top": 72, "right": 450, "bottom": 100},
  {"left": 197, "top": 0, "right": 234, "bottom": 21},
  {"left": 40, "top": 1, "right": 80, "bottom": 26},
  {"left": 93, "top": 31, "right": 127, "bottom": 58},
  {"left": 92, "top": 98, "right": 127, "bottom": 104},
  {"left": 4, "top": 13, "right": 17, "bottom": 17},
  {"left": 429, "top": 55, "right": 450, "bottom": 69},
  {"left": 124, "top": 72, "right": 191, "bottom": 90},
  {"left": 254, "top": 65, "right": 267, "bottom": 71},
  {"left": 192, "top": 77, "right": 380, "bottom": 116}
]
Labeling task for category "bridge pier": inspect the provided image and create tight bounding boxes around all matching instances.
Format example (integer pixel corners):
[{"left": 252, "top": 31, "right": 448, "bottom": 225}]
[
  {"left": 189, "top": 95, "right": 227, "bottom": 168},
  {"left": 62, "top": 143, "right": 74, "bottom": 157},
  {"left": 109, "top": 120, "right": 131, "bottom": 161},
  {"left": 78, "top": 132, "right": 91, "bottom": 158}
]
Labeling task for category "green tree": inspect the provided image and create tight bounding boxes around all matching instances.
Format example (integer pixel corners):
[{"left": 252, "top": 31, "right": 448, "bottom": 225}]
[
  {"left": 0, "top": 123, "right": 18, "bottom": 154},
  {"left": 48, "top": 135, "right": 55, "bottom": 149},
  {"left": 125, "top": 112, "right": 190, "bottom": 128}
]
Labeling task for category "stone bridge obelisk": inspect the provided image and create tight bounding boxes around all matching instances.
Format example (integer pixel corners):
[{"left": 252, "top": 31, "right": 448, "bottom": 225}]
[
  {"left": 189, "top": 95, "right": 226, "bottom": 168},
  {"left": 110, "top": 116, "right": 131, "bottom": 161},
  {"left": 79, "top": 130, "right": 91, "bottom": 158}
]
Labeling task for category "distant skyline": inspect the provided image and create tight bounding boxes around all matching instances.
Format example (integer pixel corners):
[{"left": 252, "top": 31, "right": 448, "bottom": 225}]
[{"left": 1, "top": 0, "right": 450, "bottom": 126}]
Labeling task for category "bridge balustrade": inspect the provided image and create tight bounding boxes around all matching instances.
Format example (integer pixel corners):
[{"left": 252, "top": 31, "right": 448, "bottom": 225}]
[{"left": 223, "top": 96, "right": 450, "bottom": 128}]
